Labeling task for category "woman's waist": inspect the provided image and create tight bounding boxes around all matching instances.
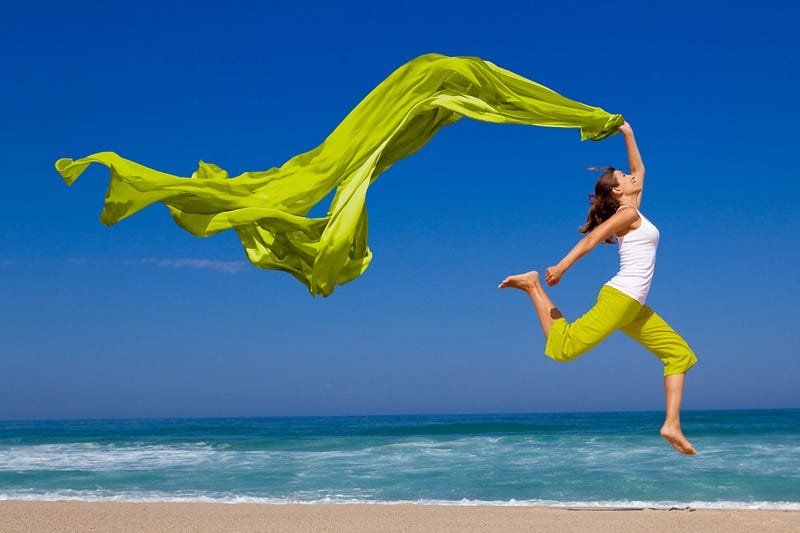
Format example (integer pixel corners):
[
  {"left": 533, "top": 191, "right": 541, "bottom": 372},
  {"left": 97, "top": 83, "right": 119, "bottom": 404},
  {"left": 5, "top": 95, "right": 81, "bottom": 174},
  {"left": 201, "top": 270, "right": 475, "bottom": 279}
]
[
  {"left": 616, "top": 256, "right": 656, "bottom": 272},
  {"left": 602, "top": 282, "right": 650, "bottom": 305},
  {"left": 608, "top": 269, "right": 655, "bottom": 282}
]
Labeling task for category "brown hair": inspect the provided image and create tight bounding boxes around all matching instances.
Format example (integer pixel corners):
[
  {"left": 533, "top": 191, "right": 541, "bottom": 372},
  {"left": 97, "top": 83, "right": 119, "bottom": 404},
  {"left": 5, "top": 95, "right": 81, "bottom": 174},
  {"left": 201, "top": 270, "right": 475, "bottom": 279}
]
[{"left": 578, "top": 166, "right": 620, "bottom": 244}]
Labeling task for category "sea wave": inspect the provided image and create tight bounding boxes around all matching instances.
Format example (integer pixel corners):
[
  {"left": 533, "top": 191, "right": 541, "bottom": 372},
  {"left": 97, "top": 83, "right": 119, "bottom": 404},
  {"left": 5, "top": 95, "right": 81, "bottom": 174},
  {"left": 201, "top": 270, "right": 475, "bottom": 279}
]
[
  {"left": 0, "top": 491, "right": 798, "bottom": 510},
  {"left": 0, "top": 442, "right": 223, "bottom": 471}
]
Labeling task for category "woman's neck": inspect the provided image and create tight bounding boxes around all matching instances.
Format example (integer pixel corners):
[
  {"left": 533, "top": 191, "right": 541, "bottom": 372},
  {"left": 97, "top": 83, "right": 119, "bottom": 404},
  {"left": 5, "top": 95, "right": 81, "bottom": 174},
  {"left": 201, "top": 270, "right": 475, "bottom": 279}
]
[{"left": 619, "top": 194, "right": 640, "bottom": 210}]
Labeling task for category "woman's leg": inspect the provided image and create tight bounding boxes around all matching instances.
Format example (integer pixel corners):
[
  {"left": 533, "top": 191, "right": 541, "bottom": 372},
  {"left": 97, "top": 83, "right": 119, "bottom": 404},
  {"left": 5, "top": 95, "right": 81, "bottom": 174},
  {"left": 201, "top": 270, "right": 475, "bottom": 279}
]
[
  {"left": 619, "top": 306, "right": 698, "bottom": 455},
  {"left": 499, "top": 274, "right": 641, "bottom": 362},
  {"left": 661, "top": 373, "right": 696, "bottom": 455},
  {"left": 498, "top": 271, "right": 562, "bottom": 338}
]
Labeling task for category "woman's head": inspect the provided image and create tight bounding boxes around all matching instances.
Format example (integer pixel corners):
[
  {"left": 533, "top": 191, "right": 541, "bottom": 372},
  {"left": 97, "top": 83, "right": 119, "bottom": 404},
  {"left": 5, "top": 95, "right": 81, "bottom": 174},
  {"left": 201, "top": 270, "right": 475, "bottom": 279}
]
[
  {"left": 578, "top": 166, "right": 640, "bottom": 242},
  {"left": 611, "top": 168, "right": 641, "bottom": 196}
]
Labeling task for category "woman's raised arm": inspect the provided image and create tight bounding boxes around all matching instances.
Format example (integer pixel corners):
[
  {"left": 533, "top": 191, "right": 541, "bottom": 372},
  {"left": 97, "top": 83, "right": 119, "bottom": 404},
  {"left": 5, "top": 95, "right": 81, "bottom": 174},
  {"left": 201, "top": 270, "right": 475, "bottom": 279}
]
[
  {"left": 620, "top": 121, "right": 645, "bottom": 180},
  {"left": 619, "top": 121, "right": 645, "bottom": 206}
]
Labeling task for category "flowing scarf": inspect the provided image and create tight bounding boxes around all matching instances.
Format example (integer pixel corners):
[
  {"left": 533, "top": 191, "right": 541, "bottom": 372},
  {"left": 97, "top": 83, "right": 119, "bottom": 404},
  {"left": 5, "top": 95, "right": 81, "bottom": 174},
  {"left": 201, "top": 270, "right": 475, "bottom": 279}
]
[{"left": 55, "top": 53, "right": 623, "bottom": 296}]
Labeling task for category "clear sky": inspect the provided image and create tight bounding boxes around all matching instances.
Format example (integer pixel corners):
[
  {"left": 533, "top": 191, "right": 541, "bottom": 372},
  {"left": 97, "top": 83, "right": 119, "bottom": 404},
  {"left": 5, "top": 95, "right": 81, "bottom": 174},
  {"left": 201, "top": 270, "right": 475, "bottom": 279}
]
[{"left": 1, "top": 1, "right": 798, "bottom": 419}]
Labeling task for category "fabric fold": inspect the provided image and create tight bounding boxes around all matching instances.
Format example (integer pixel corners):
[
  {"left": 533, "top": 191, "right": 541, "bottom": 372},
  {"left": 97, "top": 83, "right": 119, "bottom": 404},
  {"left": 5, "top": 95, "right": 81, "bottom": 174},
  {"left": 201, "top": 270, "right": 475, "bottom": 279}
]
[{"left": 55, "top": 52, "right": 623, "bottom": 296}]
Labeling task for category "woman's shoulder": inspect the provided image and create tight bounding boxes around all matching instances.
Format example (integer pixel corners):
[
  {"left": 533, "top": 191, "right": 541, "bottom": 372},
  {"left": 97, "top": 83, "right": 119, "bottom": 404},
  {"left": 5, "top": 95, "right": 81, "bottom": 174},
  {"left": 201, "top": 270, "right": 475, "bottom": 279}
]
[
  {"left": 614, "top": 205, "right": 642, "bottom": 236},
  {"left": 615, "top": 205, "right": 641, "bottom": 217}
]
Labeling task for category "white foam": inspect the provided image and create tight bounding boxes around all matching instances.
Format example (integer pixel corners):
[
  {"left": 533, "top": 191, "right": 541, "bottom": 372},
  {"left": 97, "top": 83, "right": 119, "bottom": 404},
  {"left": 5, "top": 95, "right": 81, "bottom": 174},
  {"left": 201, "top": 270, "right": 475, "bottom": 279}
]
[
  {"left": 0, "top": 443, "right": 222, "bottom": 471},
  {"left": 0, "top": 491, "right": 798, "bottom": 510}
]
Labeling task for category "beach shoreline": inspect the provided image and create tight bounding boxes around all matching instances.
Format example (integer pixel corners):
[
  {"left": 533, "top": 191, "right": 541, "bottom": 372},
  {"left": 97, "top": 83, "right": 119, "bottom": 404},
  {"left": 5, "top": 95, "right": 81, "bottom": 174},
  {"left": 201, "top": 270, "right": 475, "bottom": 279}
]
[{"left": 1, "top": 501, "right": 798, "bottom": 532}]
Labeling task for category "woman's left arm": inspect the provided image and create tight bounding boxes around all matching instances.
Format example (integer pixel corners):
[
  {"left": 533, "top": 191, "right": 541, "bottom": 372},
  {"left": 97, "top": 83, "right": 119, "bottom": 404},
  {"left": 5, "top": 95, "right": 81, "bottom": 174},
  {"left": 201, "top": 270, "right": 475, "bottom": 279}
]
[
  {"left": 619, "top": 121, "right": 645, "bottom": 206},
  {"left": 620, "top": 121, "right": 645, "bottom": 181}
]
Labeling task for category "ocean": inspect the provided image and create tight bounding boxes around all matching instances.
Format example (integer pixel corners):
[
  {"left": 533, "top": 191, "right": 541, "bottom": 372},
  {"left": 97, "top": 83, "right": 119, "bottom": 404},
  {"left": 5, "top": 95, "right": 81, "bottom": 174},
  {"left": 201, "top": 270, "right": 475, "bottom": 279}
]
[{"left": 1, "top": 409, "right": 798, "bottom": 509}]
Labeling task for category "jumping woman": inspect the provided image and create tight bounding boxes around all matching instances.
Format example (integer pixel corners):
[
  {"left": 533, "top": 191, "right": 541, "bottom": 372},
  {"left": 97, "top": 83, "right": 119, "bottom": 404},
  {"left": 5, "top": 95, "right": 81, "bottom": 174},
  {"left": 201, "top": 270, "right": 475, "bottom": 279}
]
[{"left": 499, "top": 121, "right": 698, "bottom": 455}]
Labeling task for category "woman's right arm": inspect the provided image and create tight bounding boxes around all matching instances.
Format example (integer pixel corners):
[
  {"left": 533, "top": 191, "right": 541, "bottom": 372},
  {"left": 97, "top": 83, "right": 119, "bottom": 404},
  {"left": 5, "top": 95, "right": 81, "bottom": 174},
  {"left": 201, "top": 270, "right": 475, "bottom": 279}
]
[{"left": 545, "top": 208, "right": 640, "bottom": 286}]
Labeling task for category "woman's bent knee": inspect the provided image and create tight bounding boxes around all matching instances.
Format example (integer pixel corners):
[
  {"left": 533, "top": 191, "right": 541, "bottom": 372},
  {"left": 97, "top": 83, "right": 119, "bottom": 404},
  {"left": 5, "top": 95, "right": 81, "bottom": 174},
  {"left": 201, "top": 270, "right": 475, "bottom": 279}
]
[{"left": 544, "top": 317, "right": 590, "bottom": 362}]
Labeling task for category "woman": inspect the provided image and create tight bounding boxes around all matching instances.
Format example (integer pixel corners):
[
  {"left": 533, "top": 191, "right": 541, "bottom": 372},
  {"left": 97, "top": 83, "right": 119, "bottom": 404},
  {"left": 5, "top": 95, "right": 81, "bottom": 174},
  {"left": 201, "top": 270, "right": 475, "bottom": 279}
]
[{"left": 499, "top": 121, "right": 698, "bottom": 455}]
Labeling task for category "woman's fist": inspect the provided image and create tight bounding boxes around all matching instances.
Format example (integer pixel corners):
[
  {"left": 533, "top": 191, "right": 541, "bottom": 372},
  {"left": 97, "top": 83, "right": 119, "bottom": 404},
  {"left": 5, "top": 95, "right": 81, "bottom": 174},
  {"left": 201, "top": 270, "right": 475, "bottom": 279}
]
[{"left": 545, "top": 265, "right": 564, "bottom": 286}]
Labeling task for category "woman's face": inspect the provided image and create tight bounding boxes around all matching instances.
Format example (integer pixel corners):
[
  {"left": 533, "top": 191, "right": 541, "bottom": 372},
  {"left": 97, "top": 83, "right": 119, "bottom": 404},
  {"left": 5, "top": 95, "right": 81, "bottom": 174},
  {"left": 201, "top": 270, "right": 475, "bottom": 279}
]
[{"left": 613, "top": 169, "right": 641, "bottom": 196}]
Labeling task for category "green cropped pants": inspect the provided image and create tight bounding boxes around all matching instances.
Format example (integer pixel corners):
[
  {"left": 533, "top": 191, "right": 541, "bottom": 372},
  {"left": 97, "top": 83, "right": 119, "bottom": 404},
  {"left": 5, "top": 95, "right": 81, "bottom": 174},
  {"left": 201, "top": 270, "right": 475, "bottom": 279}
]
[{"left": 544, "top": 284, "right": 698, "bottom": 376}]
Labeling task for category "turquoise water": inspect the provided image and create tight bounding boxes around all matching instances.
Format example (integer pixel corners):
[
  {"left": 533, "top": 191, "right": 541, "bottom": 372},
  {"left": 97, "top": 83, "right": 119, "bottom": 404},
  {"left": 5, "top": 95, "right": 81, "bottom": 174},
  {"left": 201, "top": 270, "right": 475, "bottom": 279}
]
[{"left": 1, "top": 409, "right": 798, "bottom": 509}]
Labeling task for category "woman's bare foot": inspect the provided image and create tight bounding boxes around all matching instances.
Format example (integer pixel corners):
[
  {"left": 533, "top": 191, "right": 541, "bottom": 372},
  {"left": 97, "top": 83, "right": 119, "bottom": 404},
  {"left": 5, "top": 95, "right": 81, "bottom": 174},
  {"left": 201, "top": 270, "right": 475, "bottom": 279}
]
[
  {"left": 498, "top": 271, "right": 540, "bottom": 291},
  {"left": 660, "top": 424, "right": 697, "bottom": 455}
]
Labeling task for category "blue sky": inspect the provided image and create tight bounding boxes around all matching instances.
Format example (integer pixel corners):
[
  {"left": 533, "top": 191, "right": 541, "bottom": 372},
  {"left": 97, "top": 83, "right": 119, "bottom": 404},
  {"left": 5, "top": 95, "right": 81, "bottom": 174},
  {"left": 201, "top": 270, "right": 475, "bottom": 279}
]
[{"left": 1, "top": 1, "right": 798, "bottom": 419}]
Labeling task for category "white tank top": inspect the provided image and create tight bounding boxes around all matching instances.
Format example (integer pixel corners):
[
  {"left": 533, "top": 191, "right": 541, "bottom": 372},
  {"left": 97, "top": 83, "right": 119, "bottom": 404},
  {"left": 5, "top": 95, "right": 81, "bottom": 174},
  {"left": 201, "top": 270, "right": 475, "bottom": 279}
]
[{"left": 604, "top": 206, "right": 660, "bottom": 305}]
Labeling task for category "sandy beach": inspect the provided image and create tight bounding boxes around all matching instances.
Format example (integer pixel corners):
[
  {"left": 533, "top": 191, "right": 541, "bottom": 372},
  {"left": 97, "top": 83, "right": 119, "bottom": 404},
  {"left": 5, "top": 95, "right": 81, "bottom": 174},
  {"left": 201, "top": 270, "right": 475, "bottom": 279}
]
[{"left": 0, "top": 501, "right": 798, "bottom": 532}]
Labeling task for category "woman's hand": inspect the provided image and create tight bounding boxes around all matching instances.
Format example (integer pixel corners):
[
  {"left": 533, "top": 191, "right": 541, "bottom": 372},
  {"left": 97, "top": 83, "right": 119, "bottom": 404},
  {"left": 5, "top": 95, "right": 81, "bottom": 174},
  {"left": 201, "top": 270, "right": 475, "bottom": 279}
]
[
  {"left": 619, "top": 120, "right": 633, "bottom": 135},
  {"left": 545, "top": 265, "right": 565, "bottom": 286}
]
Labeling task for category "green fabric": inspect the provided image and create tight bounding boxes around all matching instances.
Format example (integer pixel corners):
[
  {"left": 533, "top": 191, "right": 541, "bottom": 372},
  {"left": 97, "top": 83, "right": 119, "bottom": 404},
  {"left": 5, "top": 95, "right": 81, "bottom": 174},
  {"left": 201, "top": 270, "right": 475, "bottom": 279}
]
[{"left": 55, "top": 53, "right": 623, "bottom": 296}]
